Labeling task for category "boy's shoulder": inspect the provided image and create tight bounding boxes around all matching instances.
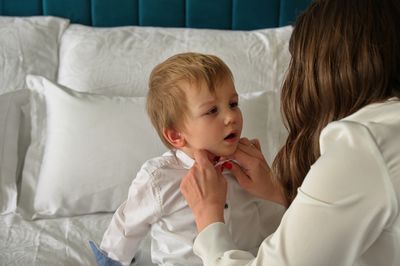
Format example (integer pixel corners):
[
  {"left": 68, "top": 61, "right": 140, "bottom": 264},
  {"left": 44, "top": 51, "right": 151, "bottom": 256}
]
[{"left": 139, "top": 150, "right": 184, "bottom": 176}]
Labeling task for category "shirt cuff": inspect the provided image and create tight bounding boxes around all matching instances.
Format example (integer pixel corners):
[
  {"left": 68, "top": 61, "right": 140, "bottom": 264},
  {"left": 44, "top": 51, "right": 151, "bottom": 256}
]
[{"left": 193, "top": 222, "right": 237, "bottom": 264}]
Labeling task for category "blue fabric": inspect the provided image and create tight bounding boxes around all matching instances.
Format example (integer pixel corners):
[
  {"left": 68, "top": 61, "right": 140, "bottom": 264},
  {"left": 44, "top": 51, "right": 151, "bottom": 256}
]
[
  {"left": 0, "top": 0, "right": 313, "bottom": 29},
  {"left": 89, "top": 240, "right": 122, "bottom": 266}
]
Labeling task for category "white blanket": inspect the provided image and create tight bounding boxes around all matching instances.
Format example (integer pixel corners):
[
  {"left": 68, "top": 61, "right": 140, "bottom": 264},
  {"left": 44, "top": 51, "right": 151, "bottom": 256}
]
[{"left": 0, "top": 213, "right": 155, "bottom": 265}]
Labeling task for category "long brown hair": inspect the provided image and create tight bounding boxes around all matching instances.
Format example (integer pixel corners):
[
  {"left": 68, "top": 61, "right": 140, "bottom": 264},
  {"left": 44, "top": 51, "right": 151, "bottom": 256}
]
[{"left": 272, "top": 0, "right": 400, "bottom": 204}]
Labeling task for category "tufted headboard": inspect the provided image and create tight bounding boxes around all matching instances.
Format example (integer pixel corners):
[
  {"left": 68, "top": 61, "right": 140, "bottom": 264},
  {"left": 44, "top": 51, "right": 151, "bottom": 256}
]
[{"left": 0, "top": 0, "right": 312, "bottom": 30}]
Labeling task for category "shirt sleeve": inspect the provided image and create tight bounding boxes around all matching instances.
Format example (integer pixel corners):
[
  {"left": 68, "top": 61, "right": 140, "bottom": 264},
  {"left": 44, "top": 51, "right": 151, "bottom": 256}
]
[
  {"left": 100, "top": 167, "right": 162, "bottom": 266},
  {"left": 193, "top": 121, "right": 396, "bottom": 266}
]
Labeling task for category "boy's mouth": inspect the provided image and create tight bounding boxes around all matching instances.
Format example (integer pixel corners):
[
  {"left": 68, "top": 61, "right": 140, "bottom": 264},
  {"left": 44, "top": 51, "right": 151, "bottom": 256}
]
[{"left": 224, "top": 132, "right": 238, "bottom": 141}]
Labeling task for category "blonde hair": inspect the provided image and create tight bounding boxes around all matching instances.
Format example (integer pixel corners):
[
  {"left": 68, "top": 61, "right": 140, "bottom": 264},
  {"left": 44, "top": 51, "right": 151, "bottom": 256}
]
[{"left": 146, "top": 52, "right": 234, "bottom": 148}]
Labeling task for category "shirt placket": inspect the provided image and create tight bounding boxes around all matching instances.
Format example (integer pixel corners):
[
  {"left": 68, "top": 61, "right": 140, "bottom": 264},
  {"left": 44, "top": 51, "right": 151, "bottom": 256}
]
[{"left": 223, "top": 174, "right": 232, "bottom": 224}]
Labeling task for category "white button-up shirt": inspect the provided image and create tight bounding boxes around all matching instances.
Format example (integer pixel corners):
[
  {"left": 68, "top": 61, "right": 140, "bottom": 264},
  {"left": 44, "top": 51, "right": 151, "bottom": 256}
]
[
  {"left": 194, "top": 98, "right": 400, "bottom": 266},
  {"left": 100, "top": 149, "right": 286, "bottom": 266}
]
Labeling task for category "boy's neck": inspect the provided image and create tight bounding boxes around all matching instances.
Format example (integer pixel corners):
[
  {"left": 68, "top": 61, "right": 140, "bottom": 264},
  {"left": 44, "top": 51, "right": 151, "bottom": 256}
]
[{"left": 178, "top": 148, "right": 220, "bottom": 164}]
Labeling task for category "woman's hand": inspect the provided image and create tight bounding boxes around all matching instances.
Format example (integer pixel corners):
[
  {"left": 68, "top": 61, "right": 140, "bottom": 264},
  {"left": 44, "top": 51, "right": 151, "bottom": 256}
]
[
  {"left": 229, "top": 138, "right": 286, "bottom": 206},
  {"left": 180, "top": 149, "right": 227, "bottom": 232}
]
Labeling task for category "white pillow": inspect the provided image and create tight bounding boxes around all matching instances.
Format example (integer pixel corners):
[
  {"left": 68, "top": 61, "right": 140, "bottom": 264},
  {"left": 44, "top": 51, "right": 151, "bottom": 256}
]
[
  {"left": 240, "top": 91, "right": 287, "bottom": 163},
  {"left": 58, "top": 25, "right": 292, "bottom": 97},
  {"left": 0, "top": 16, "right": 69, "bottom": 95},
  {"left": 19, "top": 75, "right": 167, "bottom": 219},
  {"left": 0, "top": 90, "right": 30, "bottom": 214},
  {"left": 19, "top": 75, "right": 286, "bottom": 219}
]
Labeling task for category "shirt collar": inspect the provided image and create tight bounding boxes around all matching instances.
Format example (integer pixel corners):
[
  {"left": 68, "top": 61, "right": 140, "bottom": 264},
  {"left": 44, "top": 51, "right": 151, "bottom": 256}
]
[{"left": 175, "top": 149, "right": 194, "bottom": 169}]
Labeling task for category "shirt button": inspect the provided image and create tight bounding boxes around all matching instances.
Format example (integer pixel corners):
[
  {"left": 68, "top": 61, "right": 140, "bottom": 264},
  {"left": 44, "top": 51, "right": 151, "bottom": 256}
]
[{"left": 224, "top": 203, "right": 229, "bottom": 209}]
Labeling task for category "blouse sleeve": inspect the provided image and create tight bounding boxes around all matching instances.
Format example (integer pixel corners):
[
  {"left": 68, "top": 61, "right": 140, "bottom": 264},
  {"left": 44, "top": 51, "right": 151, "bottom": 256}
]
[
  {"left": 193, "top": 121, "right": 397, "bottom": 266},
  {"left": 100, "top": 167, "right": 162, "bottom": 266}
]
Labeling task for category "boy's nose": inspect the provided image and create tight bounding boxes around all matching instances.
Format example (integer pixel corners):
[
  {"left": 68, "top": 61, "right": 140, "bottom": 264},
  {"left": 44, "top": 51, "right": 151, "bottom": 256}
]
[{"left": 224, "top": 109, "right": 238, "bottom": 125}]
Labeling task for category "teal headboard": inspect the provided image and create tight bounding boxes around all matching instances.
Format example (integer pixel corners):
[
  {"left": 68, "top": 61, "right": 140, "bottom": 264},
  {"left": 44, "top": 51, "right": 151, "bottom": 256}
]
[{"left": 0, "top": 0, "right": 312, "bottom": 30}]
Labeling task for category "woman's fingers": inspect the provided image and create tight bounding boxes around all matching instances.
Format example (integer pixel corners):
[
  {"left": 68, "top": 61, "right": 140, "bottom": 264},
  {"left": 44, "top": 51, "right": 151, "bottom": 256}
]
[
  {"left": 229, "top": 162, "right": 252, "bottom": 189},
  {"left": 180, "top": 165, "right": 205, "bottom": 212},
  {"left": 232, "top": 146, "right": 264, "bottom": 170},
  {"left": 250, "top": 138, "right": 261, "bottom": 150},
  {"left": 224, "top": 137, "right": 284, "bottom": 203},
  {"left": 193, "top": 149, "right": 213, "bottom": 168},
  {"left": 238, "top": 137, "right": 259, "bottom": 149},
  {"left": 234, "top": 138, "right": 264, "bottom": 161}
]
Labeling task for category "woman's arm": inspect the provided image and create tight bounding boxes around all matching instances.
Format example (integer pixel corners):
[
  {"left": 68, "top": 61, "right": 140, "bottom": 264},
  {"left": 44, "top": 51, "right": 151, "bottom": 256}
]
[{"left": 183, "top": 122, "right": 394, "bottom": 266}]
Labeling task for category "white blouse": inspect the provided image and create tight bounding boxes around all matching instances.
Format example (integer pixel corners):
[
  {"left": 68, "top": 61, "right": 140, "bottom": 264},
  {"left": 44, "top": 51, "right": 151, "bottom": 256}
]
[
  {"left": 194, "top": 99, "right": 400, "bottom": 266},
  {"left": 100, "top": 149, "right": 286, "bottom": 266}
]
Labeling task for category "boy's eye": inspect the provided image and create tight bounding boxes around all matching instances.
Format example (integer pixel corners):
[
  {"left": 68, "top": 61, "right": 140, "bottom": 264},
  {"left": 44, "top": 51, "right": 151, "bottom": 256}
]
[
  {"left": 206, "top": 106, "right": 218, "bottom": 115},
  {"left": 230, "top": 101, "right": 239, "bottom": 108}
]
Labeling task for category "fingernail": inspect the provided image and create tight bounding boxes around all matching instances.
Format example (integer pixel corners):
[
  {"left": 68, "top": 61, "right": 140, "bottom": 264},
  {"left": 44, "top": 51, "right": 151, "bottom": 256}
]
[{"left": 222, "top": 162, "right": 232, "bottom": 170}]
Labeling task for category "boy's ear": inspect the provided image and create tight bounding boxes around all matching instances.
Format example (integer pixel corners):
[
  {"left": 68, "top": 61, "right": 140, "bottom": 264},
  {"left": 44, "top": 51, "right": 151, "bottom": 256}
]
[{"left": 163, "top": 128, "right": 185, "bottom": 148}]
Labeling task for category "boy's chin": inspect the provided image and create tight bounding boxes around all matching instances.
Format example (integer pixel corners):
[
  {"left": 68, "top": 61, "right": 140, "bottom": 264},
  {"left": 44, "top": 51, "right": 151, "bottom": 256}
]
[{"left": 210, "top": 148, "right": 237, "bottom": 158}]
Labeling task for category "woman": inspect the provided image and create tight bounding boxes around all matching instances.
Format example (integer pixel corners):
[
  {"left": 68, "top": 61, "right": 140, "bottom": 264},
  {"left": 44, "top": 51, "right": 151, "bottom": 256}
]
[{"left": 180, "top": 0, "right": 400, "bottom": 265}]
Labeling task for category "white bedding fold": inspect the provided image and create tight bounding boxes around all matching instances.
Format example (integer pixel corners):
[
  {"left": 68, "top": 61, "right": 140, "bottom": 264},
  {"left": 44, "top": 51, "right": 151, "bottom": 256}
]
[{"left": 0, "top": 213, "right": 154, "bottom": 265}]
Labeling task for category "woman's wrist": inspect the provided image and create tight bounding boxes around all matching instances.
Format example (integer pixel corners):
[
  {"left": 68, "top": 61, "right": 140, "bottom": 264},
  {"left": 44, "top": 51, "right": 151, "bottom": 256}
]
[
  {"left": 270, "top": 186, "right": 288, "bottom": 207},
  {"left": 194, "top": 204, "right": 225, "bottom": 232}
]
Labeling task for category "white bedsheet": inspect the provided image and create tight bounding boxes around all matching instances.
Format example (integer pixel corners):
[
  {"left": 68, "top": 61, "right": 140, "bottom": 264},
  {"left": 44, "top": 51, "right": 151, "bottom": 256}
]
[{"left": 0, "top": 213, "right": 154, "bottom": 265}]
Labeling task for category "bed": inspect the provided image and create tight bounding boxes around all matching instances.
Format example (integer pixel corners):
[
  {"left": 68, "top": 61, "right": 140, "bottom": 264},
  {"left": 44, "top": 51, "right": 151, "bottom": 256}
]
[{"left": 0, "top": 0, "right": 312, "bottom": 265}]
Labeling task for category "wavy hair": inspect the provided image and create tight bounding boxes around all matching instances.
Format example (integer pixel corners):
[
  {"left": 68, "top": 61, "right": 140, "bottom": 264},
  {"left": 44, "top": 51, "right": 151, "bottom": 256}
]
[{"left": 272, "top": 0, "right": 400, "bottom": 204}]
